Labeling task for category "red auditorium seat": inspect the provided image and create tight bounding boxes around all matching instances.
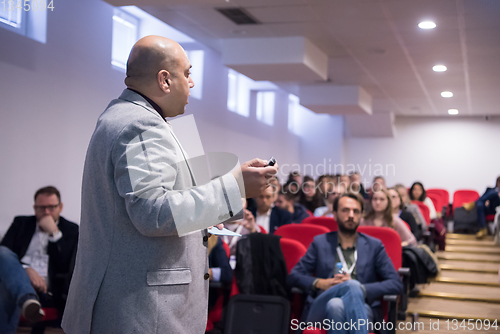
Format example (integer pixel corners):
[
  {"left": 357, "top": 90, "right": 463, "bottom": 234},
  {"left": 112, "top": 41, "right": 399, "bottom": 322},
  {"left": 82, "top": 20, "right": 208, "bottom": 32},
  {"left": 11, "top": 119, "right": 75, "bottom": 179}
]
[
  {"left": 274, "top": 224, "right": 330, "bottom": 249},
  {"left": 279, "top": 238, "right": 307, "bottom": 274},
  {"left": 412, "top": 201, "right": 431, "bottom": 226},
  {"left": 452, "top": 190, "right": 480, "bottom": 213},
  {"left": 426, "top": 192, "right": 440, "bottom": 212},
  {"left": 280, "top": 238, "right": 308, "bottom": 324},
  {"left": 301, "top": 216, "right": 338, "bottom": 232}
]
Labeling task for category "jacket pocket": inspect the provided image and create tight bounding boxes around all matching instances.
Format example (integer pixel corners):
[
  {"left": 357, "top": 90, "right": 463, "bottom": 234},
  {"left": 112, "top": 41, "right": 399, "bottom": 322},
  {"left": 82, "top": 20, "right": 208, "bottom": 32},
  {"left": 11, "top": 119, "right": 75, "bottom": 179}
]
[{"left": 147, "top": 268, "right": 192, "bottom": 286}]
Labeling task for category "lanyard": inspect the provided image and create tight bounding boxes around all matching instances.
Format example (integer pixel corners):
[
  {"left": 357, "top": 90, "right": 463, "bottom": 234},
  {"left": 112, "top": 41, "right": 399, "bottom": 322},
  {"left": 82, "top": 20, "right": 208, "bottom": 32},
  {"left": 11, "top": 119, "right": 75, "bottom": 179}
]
[{"left": 336, "top": 246, "right": 357, "bottom": 275}]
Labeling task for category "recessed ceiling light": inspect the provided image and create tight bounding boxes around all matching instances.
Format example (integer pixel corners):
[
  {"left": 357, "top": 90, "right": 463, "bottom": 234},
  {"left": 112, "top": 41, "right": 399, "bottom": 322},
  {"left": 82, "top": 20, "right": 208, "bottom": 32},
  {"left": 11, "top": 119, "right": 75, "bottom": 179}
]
[
  {"left": 418, "top": 21, "right": 436, "bottom": 29},
  {"left": 441, "top": 91, "right": 453, "bottom": 98},
  {"left": 433, "top": 65, "right": 447, "bottom": 72},
  {"left": 448, "top": 109, "right": 459, "bottom": 115}
]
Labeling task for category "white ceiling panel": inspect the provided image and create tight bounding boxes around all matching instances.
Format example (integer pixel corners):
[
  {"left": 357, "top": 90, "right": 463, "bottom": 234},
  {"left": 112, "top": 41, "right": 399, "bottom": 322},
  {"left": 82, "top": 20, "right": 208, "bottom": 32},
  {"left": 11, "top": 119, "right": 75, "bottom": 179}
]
[{"left": 106, "top": 0, "right": 500, "bottom": 116}]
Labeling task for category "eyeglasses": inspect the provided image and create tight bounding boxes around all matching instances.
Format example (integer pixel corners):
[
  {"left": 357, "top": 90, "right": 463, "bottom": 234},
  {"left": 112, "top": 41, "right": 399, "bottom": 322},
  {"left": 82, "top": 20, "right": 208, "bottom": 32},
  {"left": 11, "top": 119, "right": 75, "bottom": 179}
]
[{"left": 34, "top": 204, "right": 60, "bottom": 212}]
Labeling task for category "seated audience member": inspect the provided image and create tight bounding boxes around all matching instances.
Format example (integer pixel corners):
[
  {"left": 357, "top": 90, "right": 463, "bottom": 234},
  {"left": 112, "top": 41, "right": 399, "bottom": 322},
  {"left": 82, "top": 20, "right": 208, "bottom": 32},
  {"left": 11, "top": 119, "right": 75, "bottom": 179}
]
[
  {"left": 208, "top": 236, "right": 233, "bottom": 308},
  {"left": 394, "top": 184, "right": 428, "bottom": 233},
  {"left": 314, "top": 184, "right": 346, "bottom": 218},
  {"left": 224, "top": 200, "right": 258, "bottom": 256},
  {"left": 371, "top": 176, "right": 386, "bottom": 193},
  {"left": 287, "top": 171, "right": 303, "bottom": 189},
  {"left": 298, "top": 176, "right": 325, "bottom": 213},
  {"left": 0, "top": 186, "right": 79, "bottom": 333},
  {"left": 338, "top": 174, "right": 351, "bottom": 190},
  {"left": 275, "top": 190, "right": 310, "bottom": 224},
  {"left": 409, "top": 182, "right": 437, "bottom": 220},
  {"left": 283, "top": 181, "right": 299, "bottom": 197},
  {"left": 388, "top": 188, "right": 422, "bottom": 241},
  {"left": 250, "top": 186, "right": 293, "bottom": 234},
  {"left": 476, "top": 176, "right": 500, "bottom": 239},
  {"left": 317, "top": 175, "right": 335, "bottom": 203},
  {"left": 349, "top": 172, "right": 369, "bottom": 199},
  {"left": 362, "top": 189, "right": 417, "bottom": 246},
  {"left": 287, "top": 193, "right": 403, "bottom": 334}
]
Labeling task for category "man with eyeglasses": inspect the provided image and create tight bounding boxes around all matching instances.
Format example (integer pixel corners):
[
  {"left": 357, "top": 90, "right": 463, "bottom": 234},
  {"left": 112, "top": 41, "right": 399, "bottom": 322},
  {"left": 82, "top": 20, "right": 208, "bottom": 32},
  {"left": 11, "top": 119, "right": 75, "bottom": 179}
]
[{"left": 0, "top": 186, "right": 79, "bottom": 333}]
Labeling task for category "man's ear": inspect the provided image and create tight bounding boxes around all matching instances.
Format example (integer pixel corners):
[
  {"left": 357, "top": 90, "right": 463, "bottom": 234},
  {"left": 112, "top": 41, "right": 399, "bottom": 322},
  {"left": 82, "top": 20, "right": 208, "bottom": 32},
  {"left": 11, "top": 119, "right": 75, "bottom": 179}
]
[
  {"left": 332, "top": 211, "right": 338, "bottom": 221},
  {"left": 158, "top": 70, "right": 170, "bottom": 93}
]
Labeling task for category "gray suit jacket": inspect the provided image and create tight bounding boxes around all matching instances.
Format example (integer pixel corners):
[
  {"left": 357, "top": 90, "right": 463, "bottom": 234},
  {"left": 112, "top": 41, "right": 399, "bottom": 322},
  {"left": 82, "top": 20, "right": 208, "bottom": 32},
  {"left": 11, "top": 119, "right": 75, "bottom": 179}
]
[{"left": 62, "top": 89, "right": 242, "bottom": 334}]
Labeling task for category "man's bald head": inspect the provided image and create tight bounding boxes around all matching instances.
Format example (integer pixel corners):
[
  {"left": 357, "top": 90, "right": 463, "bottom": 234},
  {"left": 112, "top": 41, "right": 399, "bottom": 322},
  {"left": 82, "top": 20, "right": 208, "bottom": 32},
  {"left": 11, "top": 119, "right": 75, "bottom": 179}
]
[{"left": 125, "top": 36, "right": 183, "bottom": 85}]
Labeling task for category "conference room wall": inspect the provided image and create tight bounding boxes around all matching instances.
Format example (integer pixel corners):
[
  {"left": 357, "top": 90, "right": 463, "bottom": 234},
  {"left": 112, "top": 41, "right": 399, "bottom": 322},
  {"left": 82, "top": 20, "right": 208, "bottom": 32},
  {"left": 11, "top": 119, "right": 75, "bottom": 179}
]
[
  {"left": 0, "top": 0, "right": 344, "bottom": 235},
  {"left": 344, "top": 116, "right": 500, "bottom": 195}
]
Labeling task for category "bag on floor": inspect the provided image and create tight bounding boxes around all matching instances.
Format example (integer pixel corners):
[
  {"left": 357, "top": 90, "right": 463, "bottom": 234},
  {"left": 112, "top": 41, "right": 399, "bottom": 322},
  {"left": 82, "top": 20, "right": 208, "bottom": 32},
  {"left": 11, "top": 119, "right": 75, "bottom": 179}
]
[
  {"left": 431, "top": 218, "right": 446, "bottom": 251},
  {"left": 453, "top": 206, "right": 478, "bottom": 233}
]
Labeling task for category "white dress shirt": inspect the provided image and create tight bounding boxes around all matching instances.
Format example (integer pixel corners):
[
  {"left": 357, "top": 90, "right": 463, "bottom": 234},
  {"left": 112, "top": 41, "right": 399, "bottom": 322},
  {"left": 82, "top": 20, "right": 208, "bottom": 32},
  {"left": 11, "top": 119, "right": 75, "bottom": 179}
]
[
  {"left": 255, "top": 208, "right": 272, "bottom": 234},
  {"left": 20, "top": 222, "right": 62, "bottom": 279}
]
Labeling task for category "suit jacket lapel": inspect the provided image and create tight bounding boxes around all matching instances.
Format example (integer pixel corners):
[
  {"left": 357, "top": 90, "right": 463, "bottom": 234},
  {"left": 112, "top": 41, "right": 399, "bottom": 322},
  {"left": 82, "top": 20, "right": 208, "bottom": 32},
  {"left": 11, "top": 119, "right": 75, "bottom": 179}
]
[
  {"left": 18, "top": 217, "right": 37, "bottom": 260},
  {"left": 355, "top": 234, "right": 369, "bottom": 282},
  {"left": 325, "top": 232, "right": 338, "bottom": 278}
]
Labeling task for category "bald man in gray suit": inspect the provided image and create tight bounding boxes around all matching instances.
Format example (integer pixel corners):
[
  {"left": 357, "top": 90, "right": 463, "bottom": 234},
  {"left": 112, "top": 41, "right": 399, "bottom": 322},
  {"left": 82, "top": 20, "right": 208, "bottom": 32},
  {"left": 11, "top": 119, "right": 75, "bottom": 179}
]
[{"left": 62, "top": 35, "right": 277, "bottom": 334}]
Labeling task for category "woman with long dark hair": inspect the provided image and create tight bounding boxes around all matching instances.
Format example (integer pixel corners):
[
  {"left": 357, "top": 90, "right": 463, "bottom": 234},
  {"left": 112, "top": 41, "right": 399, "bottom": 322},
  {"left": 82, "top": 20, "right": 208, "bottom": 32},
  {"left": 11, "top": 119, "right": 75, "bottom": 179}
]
[
  {"left": 409, "top": 182, "right": 437, "bottom": 220},
  {"left": 361, "top": 188, "right": 417, "bottom": 246}
]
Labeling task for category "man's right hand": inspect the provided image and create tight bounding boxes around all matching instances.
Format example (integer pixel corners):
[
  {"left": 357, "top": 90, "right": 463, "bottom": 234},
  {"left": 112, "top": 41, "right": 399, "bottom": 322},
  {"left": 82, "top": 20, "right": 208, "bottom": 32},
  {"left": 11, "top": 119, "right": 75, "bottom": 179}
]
[
  {"left": 241, "top": 208, "right": 257, "bottom": 233},
  {"left": 315, "top": 274, "right": 350, "bottom": 290},
  {"left": 233, "top": 158, "right": 279, "bottom": 199},
  {"left": 26, "top": 267, "right": 47, "bottom": 294}
]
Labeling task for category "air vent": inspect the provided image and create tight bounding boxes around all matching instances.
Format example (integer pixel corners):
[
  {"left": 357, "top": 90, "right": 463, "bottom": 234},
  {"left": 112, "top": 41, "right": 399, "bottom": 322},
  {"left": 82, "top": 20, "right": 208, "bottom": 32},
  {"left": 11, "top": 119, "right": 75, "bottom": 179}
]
[{"left": 216, "top": 7, "right": 259, "bottom": 25}]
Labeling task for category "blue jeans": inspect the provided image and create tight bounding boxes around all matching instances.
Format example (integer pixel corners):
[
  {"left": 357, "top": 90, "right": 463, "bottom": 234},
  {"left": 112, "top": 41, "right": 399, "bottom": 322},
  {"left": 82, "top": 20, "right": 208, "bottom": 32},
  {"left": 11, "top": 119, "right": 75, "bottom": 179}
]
[
  {"left": 307, "top": 280, "right": 372, "bottom": 334},
  {"left": 476, "top": 189, "right": 500, "bottom": 228},
  {"left": 0, "top": 246, "right": 38, "bottom": 334}
]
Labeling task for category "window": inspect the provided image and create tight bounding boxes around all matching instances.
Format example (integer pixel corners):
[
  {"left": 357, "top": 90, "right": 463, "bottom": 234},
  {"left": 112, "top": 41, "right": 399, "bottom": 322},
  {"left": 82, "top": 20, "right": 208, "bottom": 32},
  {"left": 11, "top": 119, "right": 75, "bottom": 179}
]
[
  {"left": 0, "top": 2, "right": 24, "bottom": 32},
  {"left": 256, "top": 91, "right": 275, "bottom": 126},
  {"left": 288, "top": 94, "right": 301, "bottom": 134},
  {"left": 227, "top": 69, "right": 278, "bottom": 119},
  {"left": 227, "top": 69, "right": 251, "bottom": 117},
  {"left": 227, "top": 69, "right": 238, "bottom": 113},
  {"left": 112, "top": 8, "right": 139, "bottom": 72},
  {"left": 0, "top": 0, "right": 48, "bottom": 43}
]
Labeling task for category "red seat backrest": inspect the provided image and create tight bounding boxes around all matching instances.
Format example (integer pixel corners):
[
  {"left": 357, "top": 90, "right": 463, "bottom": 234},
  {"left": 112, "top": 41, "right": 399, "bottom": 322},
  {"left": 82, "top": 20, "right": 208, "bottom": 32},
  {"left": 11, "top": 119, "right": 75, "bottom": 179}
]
[
  {"left": 412, "top": 201, "right": 431, "bottom": 225},
  {"left": 357, "top": 226, "right": 402, "bottom": 270},
  {"left": 301, "top": 216, "right": 338, "bottom": 232},
  {"left": 274, "top": 224, "right": 330, "bottom": 249},
  {"left": 426, "top": 193, "right": 440, "bottom": 212},
  {"left": 453, "top": 190, "right": 480, "bottom": 212},
  {"left": 427, "top": 189, "right": 450, "bottom": 207},
  {"left": 279, "top": 238, "right": 308, "bottom": 273}
]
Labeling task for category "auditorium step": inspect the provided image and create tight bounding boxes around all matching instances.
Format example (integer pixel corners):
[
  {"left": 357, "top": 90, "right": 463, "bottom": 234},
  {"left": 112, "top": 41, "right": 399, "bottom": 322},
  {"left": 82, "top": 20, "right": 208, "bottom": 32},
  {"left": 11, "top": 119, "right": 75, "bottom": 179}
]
[
  {"left": 418, "top": 282, "right": 500, "bottom": 303},
  {"left": 439, "top": 259, "right": 500, "bottom": 274},
  {"left": 437, "top": 251, "right": 500, "bottom": 263},
  {"left": 446, "top": 233, "right": 494, "bottom": 241},
  {"left": 446, "top": 239, "right": 498, "bottom": 247},
  {"left": 433, "top": 270, "right": 500, "bottom": 287},
  {"left": 444, "top": 245, "right": 500, "bottom": 255},
  {"left": 407, "top": 298, "right": 500, "bottom": 321}
]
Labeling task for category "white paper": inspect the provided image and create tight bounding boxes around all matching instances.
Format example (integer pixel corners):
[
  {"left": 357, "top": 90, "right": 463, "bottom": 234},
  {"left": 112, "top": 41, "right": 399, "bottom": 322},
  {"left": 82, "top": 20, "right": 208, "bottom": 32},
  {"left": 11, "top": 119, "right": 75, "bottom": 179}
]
[{"left": 208, "top": 227, "right": 242, "bottom": 237}]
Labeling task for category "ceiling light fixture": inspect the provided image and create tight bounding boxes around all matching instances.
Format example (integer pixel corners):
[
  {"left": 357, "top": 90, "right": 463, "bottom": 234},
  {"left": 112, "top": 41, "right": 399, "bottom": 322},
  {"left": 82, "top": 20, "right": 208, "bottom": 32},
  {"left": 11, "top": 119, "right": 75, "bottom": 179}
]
[
  {"left": 433, "top": 65, "right": 447, "bottom": 72},
  {"left": 448, "top": 109, "right": 459, "bottom": 115},
  {"left": 441, "top": 91, "right": 453, "bottom": 98},
  {"left": 418, "top": 21, "right": 436, "bottom": 29}
]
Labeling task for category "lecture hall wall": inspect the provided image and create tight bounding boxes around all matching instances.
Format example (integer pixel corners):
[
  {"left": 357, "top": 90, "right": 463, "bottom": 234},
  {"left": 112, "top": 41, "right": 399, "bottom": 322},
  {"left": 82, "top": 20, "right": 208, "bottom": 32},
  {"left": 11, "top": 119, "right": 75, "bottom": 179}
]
[{"left": 0, "top": 0, "right": 498, "bottom": 235}]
